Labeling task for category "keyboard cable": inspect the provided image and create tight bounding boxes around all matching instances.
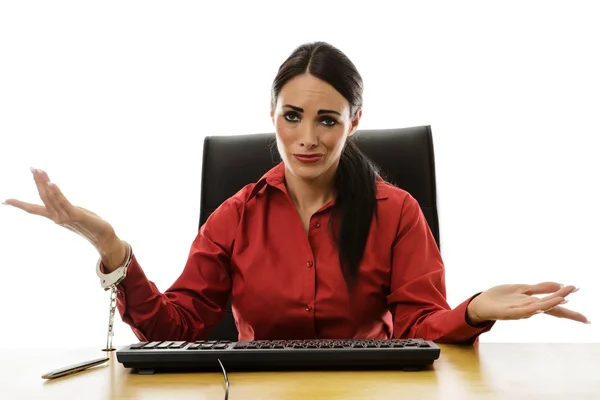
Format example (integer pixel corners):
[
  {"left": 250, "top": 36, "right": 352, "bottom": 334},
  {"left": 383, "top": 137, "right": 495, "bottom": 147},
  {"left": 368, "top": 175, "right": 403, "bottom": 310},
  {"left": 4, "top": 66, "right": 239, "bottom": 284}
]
[{"left": 217, "top": 359, "right": 229, "bottom": 400}]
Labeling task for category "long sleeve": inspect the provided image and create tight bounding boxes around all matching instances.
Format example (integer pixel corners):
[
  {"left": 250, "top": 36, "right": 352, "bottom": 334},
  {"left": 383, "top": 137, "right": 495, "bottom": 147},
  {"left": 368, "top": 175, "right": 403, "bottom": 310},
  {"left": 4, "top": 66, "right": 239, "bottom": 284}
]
[
  {"left": 106, "top": 198, "right": 240, "bottom": 342},
  {"left": 387, "top": 194, "right": 495, "bottom": 344}
]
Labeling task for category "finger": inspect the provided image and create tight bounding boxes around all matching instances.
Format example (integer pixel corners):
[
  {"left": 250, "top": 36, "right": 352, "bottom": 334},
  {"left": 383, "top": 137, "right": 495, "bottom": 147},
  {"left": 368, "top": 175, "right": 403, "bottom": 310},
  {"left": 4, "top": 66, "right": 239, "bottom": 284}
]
[
  {"left": 539, "top": 285, "right": 578, "bottom": 301},
  {"left": 35, "top": 169, "right": 73, "bottom": 224},
  {"left": 503, "top": 296, "right": 567, "bottom": 319},
  {"left": 1, "top": 199, "right": 51, "bottom": 218},
  {"left": 544, "top": 306, "right": 590, "bottom": 323},
  {"left": 31, "top": 168, "right": 60, "bottom": 218},
  {"left": 521, "top": 282, "right": 565, "bottom": 295},
  {"left": 513, "top": 285, "right": 578, "bottom": 309},
  {"left": 46, "top": 180, "right": 76, "bottom": 223}
]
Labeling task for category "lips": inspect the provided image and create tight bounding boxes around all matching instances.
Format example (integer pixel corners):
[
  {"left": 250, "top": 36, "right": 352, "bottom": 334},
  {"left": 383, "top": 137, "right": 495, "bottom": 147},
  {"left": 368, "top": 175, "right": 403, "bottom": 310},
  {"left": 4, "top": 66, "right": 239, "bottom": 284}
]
[{"left": 294, "top": 154, "right": 323, "bottom": 163}]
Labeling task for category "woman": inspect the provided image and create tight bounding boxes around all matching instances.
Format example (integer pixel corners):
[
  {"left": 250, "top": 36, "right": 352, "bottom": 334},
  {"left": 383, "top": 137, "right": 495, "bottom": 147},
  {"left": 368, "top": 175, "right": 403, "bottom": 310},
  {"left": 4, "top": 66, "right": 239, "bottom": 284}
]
[{"left": 3, "top": 42, "right": 588, "bottom": 344}]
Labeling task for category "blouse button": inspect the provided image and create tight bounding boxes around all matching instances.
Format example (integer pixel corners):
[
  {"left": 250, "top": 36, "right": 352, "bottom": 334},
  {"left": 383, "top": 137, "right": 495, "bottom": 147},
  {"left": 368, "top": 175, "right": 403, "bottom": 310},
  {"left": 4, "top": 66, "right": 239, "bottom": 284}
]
[
  {"left": 313, "top": 221, "right": 321, "bottom": 228},
  {"left": 305, "top": 304, "right": 313, "bottom": 312},
  {"left": 306, "top": 261, "right": 313, "bottom": 268}
]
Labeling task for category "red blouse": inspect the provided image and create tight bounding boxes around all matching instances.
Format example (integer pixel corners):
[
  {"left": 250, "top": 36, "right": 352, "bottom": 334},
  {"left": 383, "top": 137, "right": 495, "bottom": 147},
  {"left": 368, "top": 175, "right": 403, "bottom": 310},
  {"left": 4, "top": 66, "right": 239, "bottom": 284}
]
[{"left": 110, "top": 162, "right": 494, "bottom": 343}]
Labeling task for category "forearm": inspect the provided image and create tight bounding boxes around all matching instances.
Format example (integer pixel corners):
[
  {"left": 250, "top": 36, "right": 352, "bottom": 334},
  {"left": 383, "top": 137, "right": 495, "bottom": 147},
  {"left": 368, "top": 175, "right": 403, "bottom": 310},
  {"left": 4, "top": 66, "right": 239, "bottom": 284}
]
[
  {"left": 394, "top": 295, "right": 495, "bottom": 344},
  {"left": 110, "top": 255, "right": 217, "bottom": 342},
  {"left": 106, "top": 252, "right": 229, "bottom": 342},
  {"left": 104, "top": 200, "right": 237, "bottom": 342}
]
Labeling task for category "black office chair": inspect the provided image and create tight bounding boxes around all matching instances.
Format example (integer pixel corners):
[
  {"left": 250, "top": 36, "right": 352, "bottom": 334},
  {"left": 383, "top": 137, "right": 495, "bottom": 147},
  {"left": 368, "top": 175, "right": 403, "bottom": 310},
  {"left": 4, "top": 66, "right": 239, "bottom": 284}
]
[{"left": 199, "top": 125, "right": 440, "bottom": 341}]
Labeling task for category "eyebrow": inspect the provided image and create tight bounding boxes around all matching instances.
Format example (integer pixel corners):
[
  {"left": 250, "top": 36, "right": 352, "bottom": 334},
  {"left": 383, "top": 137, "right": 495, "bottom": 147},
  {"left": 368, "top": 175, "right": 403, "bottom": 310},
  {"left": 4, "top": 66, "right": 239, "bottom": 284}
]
[{"left": 283, "top": 104, "right": 341, "bottom": 116}]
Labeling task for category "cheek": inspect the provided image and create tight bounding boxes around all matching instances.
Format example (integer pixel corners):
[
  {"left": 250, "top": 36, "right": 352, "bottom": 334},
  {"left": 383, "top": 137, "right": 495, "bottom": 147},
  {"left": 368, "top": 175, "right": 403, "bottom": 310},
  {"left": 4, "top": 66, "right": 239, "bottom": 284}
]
[
  {"left": 275, "top": 120, "right": 294, "bottom": 154},
  {"left": 324, "top": 129, "right": 348, "bottom": 156},
  {"left": 275, "top": 118, "right": 288, "bottom": 138}
]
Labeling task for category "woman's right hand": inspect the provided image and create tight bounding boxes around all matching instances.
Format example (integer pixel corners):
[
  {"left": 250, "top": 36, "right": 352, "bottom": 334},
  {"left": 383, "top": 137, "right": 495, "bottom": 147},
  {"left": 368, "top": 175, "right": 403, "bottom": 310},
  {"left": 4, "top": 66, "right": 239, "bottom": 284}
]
[{"left": 3, "top": 168, "right": 127, "bottom": 272}]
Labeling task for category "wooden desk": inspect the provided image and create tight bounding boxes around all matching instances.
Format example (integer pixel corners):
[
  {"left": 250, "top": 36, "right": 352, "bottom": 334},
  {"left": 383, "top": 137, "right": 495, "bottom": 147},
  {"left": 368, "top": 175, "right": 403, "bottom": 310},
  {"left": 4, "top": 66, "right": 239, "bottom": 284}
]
[{"left": 3, "top": 344, "right": 599, "bottom": 399}]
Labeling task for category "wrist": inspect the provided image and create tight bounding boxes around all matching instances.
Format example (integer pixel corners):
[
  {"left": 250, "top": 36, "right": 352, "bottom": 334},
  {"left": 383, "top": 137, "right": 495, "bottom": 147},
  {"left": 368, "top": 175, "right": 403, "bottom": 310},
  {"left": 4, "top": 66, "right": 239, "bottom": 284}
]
[
  {"left": 466, "top": 296, "right": 487, "bottom": 326},
  {"left": 97, "top": 236, "right": 127, "bottom": 273}
]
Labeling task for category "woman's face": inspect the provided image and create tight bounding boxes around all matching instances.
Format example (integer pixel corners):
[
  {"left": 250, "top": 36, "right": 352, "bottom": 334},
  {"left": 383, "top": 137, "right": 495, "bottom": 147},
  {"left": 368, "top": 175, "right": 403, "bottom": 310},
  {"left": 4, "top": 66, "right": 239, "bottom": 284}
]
[{"left": 271, "top": 73, "right": 361, "bottom": 182}]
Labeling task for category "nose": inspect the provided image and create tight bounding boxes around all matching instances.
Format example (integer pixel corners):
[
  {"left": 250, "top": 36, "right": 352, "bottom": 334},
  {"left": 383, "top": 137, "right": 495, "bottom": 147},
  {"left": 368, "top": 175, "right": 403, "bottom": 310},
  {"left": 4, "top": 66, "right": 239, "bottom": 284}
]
[{"left": 298, "top": 124, "right": 318, "bottom": 149}]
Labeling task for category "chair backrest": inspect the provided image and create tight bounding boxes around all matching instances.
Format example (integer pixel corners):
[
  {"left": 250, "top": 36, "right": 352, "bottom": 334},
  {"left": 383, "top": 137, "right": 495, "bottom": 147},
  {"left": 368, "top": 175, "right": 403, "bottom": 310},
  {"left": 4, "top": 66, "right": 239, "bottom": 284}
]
[{"left": 199, "top": 125, "right": 440, "bottom": 340}]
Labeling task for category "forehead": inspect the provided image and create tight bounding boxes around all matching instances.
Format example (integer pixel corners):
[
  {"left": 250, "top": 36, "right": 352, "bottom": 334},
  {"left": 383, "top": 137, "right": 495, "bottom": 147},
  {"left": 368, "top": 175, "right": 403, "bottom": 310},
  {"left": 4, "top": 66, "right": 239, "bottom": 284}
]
[{"left": 277, "top": 73, "right": 349, "bottom": 113}]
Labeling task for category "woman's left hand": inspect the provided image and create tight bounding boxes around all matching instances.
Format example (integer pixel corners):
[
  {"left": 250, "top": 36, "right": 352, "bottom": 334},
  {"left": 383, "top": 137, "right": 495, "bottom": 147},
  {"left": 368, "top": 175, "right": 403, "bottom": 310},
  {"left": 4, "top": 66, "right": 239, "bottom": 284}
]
[{"left": 467, "top": 282, "right": 590, "bottom": 325}]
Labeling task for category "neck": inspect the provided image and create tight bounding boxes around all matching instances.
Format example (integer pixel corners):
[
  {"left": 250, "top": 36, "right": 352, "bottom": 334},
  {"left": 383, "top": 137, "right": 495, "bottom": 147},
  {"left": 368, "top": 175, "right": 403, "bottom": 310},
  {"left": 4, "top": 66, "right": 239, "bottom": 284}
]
[{"left": 284, "top": 164, "right": 337, "bottom": 213}]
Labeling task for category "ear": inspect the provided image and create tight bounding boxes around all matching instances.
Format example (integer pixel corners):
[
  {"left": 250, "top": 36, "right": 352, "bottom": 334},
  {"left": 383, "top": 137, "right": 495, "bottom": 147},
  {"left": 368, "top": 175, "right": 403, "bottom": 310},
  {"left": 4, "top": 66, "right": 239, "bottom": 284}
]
[
  {"left": 348, "top": 108, "right": 362, "bottom": 137},
  {"left": 270, "top": 102, "right": 275, "bottom": 124}
]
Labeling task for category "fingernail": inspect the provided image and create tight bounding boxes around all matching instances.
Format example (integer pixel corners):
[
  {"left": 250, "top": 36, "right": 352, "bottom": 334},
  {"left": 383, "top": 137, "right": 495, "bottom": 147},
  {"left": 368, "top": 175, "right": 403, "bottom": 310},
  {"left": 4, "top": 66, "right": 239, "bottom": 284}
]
[
  {"left": 560, "top": 300, "right": 568, "bottom": 305},
  {"left": 573, "top": 287, "right": 580, "bottom": 293},
  {"left": 584, "top": 321, "right": 591, "bottom": 324},
  {"left": 1, "top": 201, "right": 7, "bottom": 205},
  {"left": 559, "top": 283, "right": 564, "bottom": 288}
]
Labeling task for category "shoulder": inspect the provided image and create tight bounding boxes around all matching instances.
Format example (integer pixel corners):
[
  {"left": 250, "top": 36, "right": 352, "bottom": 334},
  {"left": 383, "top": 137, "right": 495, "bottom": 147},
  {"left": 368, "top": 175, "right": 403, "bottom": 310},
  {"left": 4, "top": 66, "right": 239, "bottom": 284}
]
[
  {"left": 205, "top": 163, "right": 281, "bottom": 223},
  {"left": 375, "top": 178, "right": 415, "bottom": 210},
  {"left": 198, "top": 181, "right": 262, "bottom": 247},
  {"left": 205, "top": 182, "right": 260, "bottom": 224},
  {"left": 375, "top": 178, "right": 426, "bottom": 229}
]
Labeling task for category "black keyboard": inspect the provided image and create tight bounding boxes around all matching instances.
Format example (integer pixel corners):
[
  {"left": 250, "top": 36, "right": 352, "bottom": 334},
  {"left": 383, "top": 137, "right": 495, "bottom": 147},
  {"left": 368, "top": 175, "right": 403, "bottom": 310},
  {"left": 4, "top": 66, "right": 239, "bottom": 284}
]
[{"left": 116, "top": 338, "right": 441, "bottom": 374}]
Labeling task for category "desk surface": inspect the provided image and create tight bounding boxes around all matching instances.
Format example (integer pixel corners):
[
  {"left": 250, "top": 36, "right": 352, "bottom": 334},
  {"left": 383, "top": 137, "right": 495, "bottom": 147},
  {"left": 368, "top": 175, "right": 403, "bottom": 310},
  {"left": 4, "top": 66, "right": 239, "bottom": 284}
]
[{"left": 3, "top": 343, "right": 599, "bottom": 400}]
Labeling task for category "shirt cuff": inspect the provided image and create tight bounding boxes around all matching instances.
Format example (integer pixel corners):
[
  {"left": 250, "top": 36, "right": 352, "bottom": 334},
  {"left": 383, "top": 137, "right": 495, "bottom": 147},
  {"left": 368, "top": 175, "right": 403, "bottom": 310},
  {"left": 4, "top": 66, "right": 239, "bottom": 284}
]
[
  {"left": 453, "top": 293, "right": 496, "bottom": 339},
  {"left": 100, "top": 254, "right": 150, "bottom": 292}
]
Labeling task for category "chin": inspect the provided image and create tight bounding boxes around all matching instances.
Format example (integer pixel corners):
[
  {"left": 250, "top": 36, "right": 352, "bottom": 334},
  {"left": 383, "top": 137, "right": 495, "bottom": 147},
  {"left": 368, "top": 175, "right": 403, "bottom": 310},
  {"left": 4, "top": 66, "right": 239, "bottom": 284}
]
[{"left": 287, "top": 158, "right": 330, "bottom": 181}]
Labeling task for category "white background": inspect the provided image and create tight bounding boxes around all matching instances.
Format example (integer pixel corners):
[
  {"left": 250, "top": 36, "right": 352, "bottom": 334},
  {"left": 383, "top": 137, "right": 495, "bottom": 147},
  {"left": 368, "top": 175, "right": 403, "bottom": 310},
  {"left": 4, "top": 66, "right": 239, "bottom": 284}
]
[{"left": 1, "top": 1, "right": 598, "bottom": 349}]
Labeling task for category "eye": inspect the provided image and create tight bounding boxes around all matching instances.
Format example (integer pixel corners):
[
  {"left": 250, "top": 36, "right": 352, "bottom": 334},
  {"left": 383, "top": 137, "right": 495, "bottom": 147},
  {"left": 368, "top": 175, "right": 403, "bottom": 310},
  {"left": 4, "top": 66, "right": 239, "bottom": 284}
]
[
  {"left": 283, "top": 112, "right": 300, "bottom": 122},
  {"left": 320, "top": 117, "right": 337, "bottom": 127}
]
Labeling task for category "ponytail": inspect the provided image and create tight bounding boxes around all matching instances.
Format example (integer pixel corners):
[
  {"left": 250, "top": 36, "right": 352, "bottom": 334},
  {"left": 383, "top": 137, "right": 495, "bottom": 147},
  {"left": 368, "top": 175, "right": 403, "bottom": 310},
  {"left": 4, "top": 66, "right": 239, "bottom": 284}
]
[{"left": 331, "top": 138, "right": 378, "bottom": 284}]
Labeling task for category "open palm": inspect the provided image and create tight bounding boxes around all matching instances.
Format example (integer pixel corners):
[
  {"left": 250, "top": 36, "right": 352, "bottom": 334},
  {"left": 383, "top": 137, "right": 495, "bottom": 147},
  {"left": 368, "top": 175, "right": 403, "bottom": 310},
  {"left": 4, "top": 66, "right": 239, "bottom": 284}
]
[
  {"left": 3, "top": 168, "right": 117, "bottom": 249},
  {"left": 468, "top": 282, "right": 589, "bottom": 324}
]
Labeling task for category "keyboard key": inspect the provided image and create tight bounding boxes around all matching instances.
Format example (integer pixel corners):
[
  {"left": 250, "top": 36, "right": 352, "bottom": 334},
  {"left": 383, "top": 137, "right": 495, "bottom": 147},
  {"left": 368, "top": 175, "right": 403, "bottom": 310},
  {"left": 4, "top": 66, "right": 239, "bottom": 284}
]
[
  {"left": 143, "top": 341, "right": 162, "bottom": 349},
  {"left": 129, "top": 342, "right": 148, "bottom": 349},
  {"left": 169, "top": 341, "right": 186, "bottom": 349},
  {"left": 157, "top": 342, "right": 172, "bottom": 349}
]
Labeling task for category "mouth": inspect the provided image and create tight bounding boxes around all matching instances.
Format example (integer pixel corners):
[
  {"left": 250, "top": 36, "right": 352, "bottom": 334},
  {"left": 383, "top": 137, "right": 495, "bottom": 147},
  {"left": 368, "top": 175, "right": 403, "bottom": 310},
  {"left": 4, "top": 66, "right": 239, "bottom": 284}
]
[{"left": 293, "top": 154, "right": 324, "bottom": 163}]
